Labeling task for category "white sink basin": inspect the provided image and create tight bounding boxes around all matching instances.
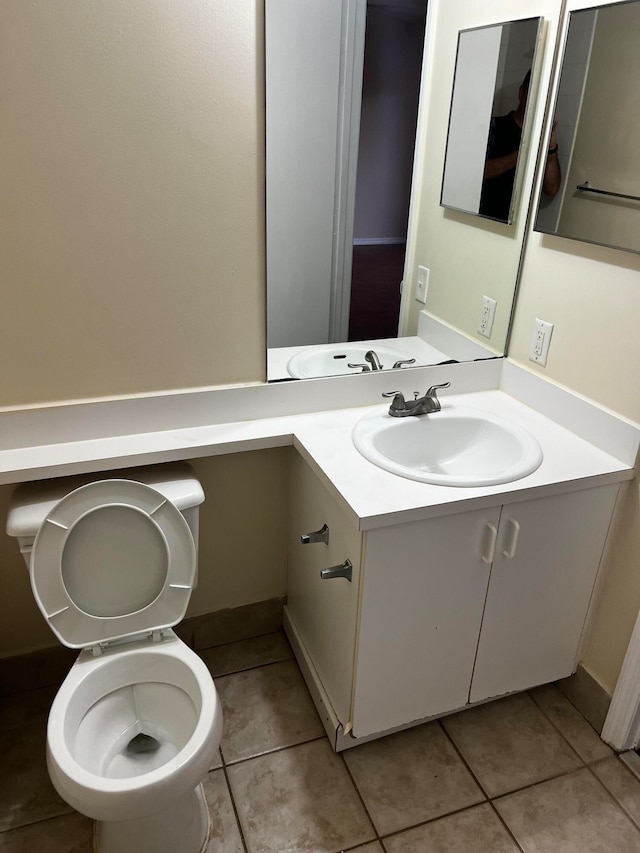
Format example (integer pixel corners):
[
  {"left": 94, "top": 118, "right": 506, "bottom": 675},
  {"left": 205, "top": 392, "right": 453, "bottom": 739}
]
[
  {"left": 352, "top": 405, "right": 543, "bottom": 487},
  {"left": 287, "top": 344, "right": 420, "bottom": 379}
]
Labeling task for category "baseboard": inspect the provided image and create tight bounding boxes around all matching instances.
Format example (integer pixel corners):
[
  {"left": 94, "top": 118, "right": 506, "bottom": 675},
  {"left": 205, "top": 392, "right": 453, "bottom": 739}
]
[
  {"left": 0, "top": 597, "right": 286, "bottom": 697},
  {"left": 557, "top": 663, "right": 612, "bottom": 734}
]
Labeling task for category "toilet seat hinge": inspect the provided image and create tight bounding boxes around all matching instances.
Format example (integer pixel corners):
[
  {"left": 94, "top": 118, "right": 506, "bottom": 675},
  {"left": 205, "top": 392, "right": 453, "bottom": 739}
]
[
  {"left": 151, "top": 629, "right": 164, "bottom": 643},
  {"left": 89, "top": 642, "right": 107, "bottom": 657}
]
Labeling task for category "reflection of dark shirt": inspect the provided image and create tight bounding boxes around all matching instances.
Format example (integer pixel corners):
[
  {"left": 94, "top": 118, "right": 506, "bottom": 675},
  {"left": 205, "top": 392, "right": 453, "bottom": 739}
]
[{"left": 479, "top": 112, "right": 522, "bottom": 222}]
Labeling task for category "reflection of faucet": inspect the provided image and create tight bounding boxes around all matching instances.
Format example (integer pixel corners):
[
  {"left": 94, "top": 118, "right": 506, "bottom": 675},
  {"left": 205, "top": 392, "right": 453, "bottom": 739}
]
[
  {"left": 364, "top": 350, "right": 382, "bottom": 371},
  {"left": 382, "top": 382, "right": 451, "bottom": 417}
]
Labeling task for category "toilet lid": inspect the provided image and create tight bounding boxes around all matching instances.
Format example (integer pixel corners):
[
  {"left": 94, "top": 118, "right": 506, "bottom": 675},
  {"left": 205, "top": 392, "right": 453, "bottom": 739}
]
[{"left": 30, "top": 480, "right": 196, "bottom": 649}]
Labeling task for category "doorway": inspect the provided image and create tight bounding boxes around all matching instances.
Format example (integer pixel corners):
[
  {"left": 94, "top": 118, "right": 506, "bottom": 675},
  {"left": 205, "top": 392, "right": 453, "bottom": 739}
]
[{"left": 348, "top": 0, "right": 427, "bottom": 342}]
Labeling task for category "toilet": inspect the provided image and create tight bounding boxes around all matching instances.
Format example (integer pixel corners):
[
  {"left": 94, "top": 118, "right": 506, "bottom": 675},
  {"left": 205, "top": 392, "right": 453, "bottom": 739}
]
[{"left": 6, "top": 463, "right": 223, "bottom": 853}]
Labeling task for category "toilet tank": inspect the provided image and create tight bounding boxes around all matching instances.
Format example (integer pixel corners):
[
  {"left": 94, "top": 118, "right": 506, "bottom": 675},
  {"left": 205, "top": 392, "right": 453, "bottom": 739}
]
[{"left": 6, "top": 463, "right": 205, "bottom": 578}]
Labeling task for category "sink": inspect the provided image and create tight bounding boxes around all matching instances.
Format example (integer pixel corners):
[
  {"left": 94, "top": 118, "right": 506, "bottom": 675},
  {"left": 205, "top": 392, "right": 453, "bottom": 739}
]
[
  {"left": 352, "top": 405, "right": 543, "bottom": 487},
  {"left": 287, "top": 344, "right": 421, "bottom": 379}
]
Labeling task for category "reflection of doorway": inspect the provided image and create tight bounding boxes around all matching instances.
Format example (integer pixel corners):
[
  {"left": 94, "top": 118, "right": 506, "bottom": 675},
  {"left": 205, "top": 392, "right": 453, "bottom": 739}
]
[
  {"left": 348, "top": 0, "right": 427, "bottom": 341},
  {"left": 265, "top": 0, "right": 426, "bottom": 350}
]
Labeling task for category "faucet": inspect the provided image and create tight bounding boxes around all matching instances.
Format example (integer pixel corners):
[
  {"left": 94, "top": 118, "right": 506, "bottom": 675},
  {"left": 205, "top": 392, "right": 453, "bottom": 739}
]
[
  {"left": 382, "top": 382, "right": 451, "bottom": 417},
  {"left": 364, "top": 350, "right": 383, "bottom": 371}
]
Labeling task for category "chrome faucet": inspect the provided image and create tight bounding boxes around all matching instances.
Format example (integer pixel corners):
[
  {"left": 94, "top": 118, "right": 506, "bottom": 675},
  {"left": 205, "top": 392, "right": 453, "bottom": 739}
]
[
  {"left": 382, "top": 382, "right": 451, "bottom": 417},
  {"left": 364, "top": 350, "right": 383, "bottom": 371}
]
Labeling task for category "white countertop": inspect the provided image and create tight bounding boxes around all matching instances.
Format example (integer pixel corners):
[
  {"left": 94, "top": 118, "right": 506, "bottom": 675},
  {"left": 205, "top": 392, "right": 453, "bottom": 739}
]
[{"left": 0, "top": 384, "right": 634, "bottom": 531}]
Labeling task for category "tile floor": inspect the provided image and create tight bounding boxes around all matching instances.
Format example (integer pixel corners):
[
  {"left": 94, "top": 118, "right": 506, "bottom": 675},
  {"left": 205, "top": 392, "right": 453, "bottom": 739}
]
[{"left": 3, "top": 631, "right": 640, "bottom": 852}]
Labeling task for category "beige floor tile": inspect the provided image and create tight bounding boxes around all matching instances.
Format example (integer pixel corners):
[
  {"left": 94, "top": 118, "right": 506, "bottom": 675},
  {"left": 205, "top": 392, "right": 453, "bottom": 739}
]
[
  {"left": 202, "top": 769, "right": 244, "bottom": 853},
  {"left": 383, "top": 803, "right": 519, "bottom": 853},
  {"left": 530, "top": 684, "right": 612, "bottom": 763},
  {"left": 622, "top": 751, "right": 640, "bottom": 782},
  {"left": 200, "top": 631, "right": 292, "bottom": 677},
  {"left": 495, "top": 767, "right": 640, "bottom": 852},
  {"left": 227, "top": 739, "right": 375, "bottom": 853},
  {"left": 592, "top": 757, "right": 640, "bottom": 829},
  {"left": 209, "top": 749, "right": 223, "bottom": 771},
  {"left": 343, "top": 722, "right": 484, "bottom": 837},
  {"left": 442, "top": 692, "right": 583, "bottom": 797},
  {"left": 350, "top": 844, "right": 383, "bottom": 852},
  {"left": 0, "top": 724, "right": 72, "bottom": 832},
  {"left": 0, "top": 812, "right": 92, "bottom": 852},
  {"left": 216, "top": 659, "right": 324, "bottom": 763}
]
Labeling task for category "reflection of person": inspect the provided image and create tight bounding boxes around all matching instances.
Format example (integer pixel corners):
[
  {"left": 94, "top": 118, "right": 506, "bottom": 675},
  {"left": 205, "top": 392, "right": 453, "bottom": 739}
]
[{"left": 479, "top": 71, "right": 561, "bottom": 221}]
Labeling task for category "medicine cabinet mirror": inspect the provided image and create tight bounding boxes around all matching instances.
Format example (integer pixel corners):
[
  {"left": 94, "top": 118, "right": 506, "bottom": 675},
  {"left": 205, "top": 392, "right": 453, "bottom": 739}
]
[
  {"left": 533, "top": 0, "right": 640, "bottom": 254},
  {"left": 440, "top": 18, "right": 542, "bottom": 225}
]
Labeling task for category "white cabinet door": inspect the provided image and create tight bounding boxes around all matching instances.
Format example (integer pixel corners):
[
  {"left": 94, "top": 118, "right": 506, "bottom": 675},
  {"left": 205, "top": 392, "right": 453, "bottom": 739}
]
[
  {"left": 287, "top": 453, "right": 362, "bottom": 725},
  {"left": 351, "top": 507, "right": 500, "bottom": 738},
  {"left": 470, "top": 485, "right": 619, "bottom": 703}
]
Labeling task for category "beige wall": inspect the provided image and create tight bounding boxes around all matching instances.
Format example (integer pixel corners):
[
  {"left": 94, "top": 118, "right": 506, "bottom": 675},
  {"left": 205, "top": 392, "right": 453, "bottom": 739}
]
[
  {"left": 2, "top": 0, "right": 640, "bottom": 704},
  {"left": 0, "top": 0, "right": 266, "bottom": 408},
  {"left": 509, "top": 0, "right": 640, "bottom": 693},
  {"left": 401, "top": 0, "right": 562, "bottom": 354},
  {"left": 557, "top": 3, "right": 640, "bottom": 248},
  {"left": 0, "top": 449, "right": 289, "bottom": 658}
]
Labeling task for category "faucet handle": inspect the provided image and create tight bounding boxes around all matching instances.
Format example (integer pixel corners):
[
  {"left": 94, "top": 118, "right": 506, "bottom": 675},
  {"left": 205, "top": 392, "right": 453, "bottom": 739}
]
[
  {"left": 425, "top": 382, "right": 451, "bottom": 398},
  {"left": 382, "top": 390, "right": 406, "bottom": 410}
]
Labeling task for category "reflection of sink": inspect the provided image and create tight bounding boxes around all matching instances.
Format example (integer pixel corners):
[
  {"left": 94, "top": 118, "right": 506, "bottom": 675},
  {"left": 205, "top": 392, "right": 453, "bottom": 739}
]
[
  {"left": 287, "top": 344, "right": 420, "bottom": 379},
  {"left": 352, "top": 405, "right": 543, "bottom": 487}
]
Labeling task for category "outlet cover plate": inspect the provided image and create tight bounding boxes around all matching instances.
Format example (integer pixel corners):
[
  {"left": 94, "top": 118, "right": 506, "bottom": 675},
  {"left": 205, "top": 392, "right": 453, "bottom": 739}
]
[
  {"left": 477, "top": 295, "right": 497, "bottom": 338},
  {"left": 529, "top": 318, "right": 554, "bottom": 365}
]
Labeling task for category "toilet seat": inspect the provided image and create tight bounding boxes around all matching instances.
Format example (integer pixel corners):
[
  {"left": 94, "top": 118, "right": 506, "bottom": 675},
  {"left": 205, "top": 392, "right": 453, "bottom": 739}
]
[{"left": 30, "top": 480, "right": 196, "bottom": 650}]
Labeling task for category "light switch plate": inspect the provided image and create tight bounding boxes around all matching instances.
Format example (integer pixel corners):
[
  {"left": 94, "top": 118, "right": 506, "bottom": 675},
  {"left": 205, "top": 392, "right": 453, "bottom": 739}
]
[{"left": 415, "top": 266, "right": 429, "bottom": 303}]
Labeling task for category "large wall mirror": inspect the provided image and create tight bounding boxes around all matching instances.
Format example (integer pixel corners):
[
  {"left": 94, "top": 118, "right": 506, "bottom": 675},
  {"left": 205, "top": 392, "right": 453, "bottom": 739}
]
[
  {"left": 264, "top": 3, "right": 550, "bottom": 382},
  {"left": 440, "top": 18, "right": 543, "bottom": 224},
  {"left": 534, "top": 0, "right": 640, "bottom": 253},
  {"left": 266, "top": 0, "right": 432, "bottom": 381}
]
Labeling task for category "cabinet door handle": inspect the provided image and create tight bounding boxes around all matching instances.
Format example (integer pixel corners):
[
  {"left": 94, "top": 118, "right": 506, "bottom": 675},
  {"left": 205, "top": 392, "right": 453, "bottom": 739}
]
[
  {"left": 320, "top": 559, "right": 353, "bottom": 582},
  {"left": 301, "top": 524, "right": 329, "bottom": 545},
  {"left": 502, "top": 518, "right": 520, "bottom": 559},
  {"left": 481, "top": 523, "right": 498, "bottom": 564}
]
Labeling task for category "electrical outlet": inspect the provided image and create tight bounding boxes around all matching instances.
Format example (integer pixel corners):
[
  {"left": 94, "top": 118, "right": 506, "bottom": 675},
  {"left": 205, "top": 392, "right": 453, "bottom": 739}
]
[
  {"left": 415, "top": 266, "right": 429, "bottom": 303},
  {"left": 477, "top": 295, "right": 497, "bottom": 338},
  {"left": 529, "top": 318, "right": 554, "bottom": 366}
]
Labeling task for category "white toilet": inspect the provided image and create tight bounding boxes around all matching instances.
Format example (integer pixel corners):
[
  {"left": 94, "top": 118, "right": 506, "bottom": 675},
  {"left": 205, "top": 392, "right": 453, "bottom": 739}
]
[{"left": 6, "top": 463, "right": 223, "bottom": 853}]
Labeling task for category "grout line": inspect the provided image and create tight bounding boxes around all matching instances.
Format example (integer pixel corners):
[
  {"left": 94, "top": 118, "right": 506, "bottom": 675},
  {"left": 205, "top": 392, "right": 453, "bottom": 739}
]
[
  {"left": 220, "top": 762, "right": 249, "bottom": 853},
  {"left": 586, "top": 762, "right": 640, "bottom": 834},
  {"left": 194, "top": 628, "right": 287, "bottom": 655},
  {"left": 437, "top": 719, "right": 491, "bottom": 800},
  {"left": 487, "top": 800, "right": 527, "bottom": 852},
  {"left": 203, "top": 654, "right": 294, "bottom": 681},
  {"left": 221, "top": 733, "right": 328, "bottom": 769},
  {"left": 526, "top": 687, "right": 596, "bottom": 765},
  {"left": 339, "top": 752, "right": 382, "bottom": 847},
  {"left": 378, "top": 801, "right": 498, "bottom": 846}
]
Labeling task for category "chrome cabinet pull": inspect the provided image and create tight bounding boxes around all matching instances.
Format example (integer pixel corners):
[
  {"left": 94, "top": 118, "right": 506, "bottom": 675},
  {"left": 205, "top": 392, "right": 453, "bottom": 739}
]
[
  {"left": 301, "top": 524, "right": 329, "bottom": 545},
  {"left": 481, "top": 523, "right": 498, "bottom": 564},
  {"left": 320, "top": 559, "right": 353, "bottom": 582},
  {"left": 502, "top": 518, "right": 520, "bottom": 559}
]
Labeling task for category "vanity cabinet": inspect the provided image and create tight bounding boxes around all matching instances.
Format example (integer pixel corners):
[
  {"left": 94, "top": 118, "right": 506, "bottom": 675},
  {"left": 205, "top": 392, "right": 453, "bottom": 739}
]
[{"left": 286, "top": 453, "right": 619, "bottom": 745}]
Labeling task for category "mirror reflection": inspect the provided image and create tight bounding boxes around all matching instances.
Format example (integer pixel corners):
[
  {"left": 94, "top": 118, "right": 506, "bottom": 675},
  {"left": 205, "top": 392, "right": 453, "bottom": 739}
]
[
  {"left": 266, "top": 0, "right": 430, "bottom": 380},
  {"left": 534, "top": 0, "right": 640, "bottom": 254},
  {"left": 440, "top": 18, "right": 544, "bottom": 224}
]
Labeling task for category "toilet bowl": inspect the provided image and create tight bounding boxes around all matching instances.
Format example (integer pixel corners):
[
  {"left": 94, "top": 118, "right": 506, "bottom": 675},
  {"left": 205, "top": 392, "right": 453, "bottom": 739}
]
[{"left": 6, "top": 465, "right": 222, "bottom": 853}]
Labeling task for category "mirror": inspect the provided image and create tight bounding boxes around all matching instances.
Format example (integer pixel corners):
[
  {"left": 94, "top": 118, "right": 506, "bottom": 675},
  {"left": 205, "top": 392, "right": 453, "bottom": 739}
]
[
  {"left": 440, "top": 18, "right": 543, "bottom": 224},
  {"left": 266, "top": 0, "right": 439, "bottom": 381},
  {"left": 534, "top": 0, "right": 640, "bottom": 254}
]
